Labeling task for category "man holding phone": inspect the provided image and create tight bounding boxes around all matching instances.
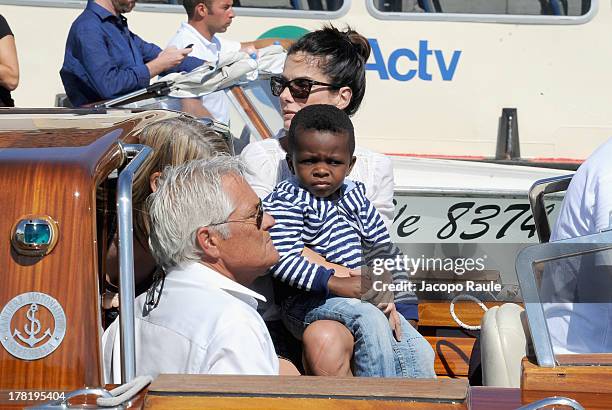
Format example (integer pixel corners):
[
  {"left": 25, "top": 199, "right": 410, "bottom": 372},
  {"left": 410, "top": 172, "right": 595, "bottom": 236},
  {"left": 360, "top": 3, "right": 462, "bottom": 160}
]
[
  {"left": 167, "top": 0, "right": 289, "bottom": 123},
  {"left": 61, "top": 0, "right": 205, "bottom": 107}
]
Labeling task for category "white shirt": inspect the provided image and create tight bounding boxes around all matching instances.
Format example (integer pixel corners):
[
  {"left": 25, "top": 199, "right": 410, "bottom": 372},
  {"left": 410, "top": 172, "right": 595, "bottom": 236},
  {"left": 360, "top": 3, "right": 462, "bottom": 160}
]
[
  {"left": 552, "top": 137, "right": 612, "bottom": 240},
  {"left": 102, "top": 262, "right": 279, "bottom": 382},
  {"left": 240, "top": 137, "right": 395, "bottom": 228},
  {"left": 167, "top": 22, "right": 241, "bottom": 124},
  {"left": 545, "top": 137, "right": 612, "bottom": 354}
]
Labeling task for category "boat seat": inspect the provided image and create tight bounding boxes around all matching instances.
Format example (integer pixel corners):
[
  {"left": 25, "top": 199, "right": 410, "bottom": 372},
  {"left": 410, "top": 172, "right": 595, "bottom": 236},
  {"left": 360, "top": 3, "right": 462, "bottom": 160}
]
[{"left": 480, "top": 303, "right": 530, "bottom": 387}]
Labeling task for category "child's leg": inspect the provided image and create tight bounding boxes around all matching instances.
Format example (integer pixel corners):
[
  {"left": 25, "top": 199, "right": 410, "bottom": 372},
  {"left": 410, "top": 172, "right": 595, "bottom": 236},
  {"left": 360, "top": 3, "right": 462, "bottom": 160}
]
[
  {"left": 281, "top": 294, "right": 398, "bottom": 376},
  {"left": 391, "top": 315, "right": 436, "bottom": 378}
]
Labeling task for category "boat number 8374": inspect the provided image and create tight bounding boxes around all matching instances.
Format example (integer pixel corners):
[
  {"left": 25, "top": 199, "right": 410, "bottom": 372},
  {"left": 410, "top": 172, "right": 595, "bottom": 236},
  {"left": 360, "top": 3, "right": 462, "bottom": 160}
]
[{"left": 392, "top": 199, "right": 556, "bottom": 242}]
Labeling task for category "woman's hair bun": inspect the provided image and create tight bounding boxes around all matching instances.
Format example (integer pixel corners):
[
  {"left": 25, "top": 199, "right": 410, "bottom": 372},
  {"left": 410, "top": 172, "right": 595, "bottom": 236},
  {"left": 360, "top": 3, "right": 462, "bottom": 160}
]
[{"left": 345, "top": 29, "right": 371, "bottom": 62}]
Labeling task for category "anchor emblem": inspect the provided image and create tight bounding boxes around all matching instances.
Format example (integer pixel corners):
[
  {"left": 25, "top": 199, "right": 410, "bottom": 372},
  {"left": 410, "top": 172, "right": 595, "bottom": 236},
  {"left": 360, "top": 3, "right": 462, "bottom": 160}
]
[
  {"left": 13, "top": 303, "right": 52, "bottom": 348},
  {"left": 1, "top": 292, "right": 66, "bottom": 360}
]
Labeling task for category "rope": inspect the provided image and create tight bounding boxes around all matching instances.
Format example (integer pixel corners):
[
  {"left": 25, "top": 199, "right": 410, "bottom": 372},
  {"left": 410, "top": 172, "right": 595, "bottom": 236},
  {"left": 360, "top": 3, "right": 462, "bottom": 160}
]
[
  {"left": 449, "top": 294, "right": 488, "bottom": 331},
  {"left": 97, "top": 375, "right": 153, "bottom": 407}
]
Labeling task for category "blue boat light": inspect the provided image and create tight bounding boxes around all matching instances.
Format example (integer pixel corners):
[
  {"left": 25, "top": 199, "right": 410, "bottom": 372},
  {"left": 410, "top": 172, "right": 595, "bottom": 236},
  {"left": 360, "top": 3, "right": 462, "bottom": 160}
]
[
  {"left": 24, "top": 222, "right": 51, "bottom": 245},
  {"left": 12, "top": 216, "right": 59, "bottom": 256}
]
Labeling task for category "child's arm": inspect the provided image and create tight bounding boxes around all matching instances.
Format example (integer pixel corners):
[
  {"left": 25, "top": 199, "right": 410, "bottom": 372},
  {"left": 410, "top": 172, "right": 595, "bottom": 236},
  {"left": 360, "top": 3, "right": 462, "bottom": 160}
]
[
  {"left": 301, "top": 247, "right": 359, "bottom": 278},
  {"left": 265, "top": 189, "right": 363, "bottom": 297},
  {"left": 269, "top": 223, "right": 362, "bottom": 297},
  {"left": 265, "top": 197, "right": 336, "bottom": 293}
]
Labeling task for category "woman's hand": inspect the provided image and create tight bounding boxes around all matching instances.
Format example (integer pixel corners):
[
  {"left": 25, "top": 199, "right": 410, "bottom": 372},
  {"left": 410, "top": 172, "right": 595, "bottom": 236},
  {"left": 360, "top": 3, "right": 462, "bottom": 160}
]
[{"left": 378, "top": 302, "right": 402, "bottom": 342}]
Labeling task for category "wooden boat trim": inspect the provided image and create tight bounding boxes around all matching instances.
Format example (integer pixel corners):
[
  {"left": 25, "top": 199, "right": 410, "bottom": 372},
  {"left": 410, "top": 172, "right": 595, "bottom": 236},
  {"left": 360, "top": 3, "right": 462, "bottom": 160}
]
[
  {"left": 148, "top": 375, "right": 468, "bottom": 402},
  {"left": 230, "top": 86, "right": 273, "bottom": 139},
  {"left": 522, "top": 357, "right": 612, "bottom": 394},
  {"left": 556, "top": 353, "right": 612, "bottom": 366}
]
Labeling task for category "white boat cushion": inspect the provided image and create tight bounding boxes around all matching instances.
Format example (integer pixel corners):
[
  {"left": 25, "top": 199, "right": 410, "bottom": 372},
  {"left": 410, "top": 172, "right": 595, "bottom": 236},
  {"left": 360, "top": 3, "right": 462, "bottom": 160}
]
[{"left": 480, "top": 303, "right": 530, "bottom": 387}]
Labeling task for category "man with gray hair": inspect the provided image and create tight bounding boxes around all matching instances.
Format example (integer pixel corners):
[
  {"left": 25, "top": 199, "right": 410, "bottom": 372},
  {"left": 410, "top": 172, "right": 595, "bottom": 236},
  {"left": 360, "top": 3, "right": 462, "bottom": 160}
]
[{"left": 103, "top": 156, "right": 279, "bottom": 380}]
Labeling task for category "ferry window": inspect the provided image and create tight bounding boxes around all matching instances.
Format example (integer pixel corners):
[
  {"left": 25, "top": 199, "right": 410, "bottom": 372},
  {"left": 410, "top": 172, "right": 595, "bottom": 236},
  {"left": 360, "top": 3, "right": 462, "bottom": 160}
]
[
  {"left": 139, "top": 0, "right": 344, "bottom": 11},
  {"left": 372, "top": 0, "right": 591, "bottom": 16},
  {"left": 3, "top": 0, "right": 345, "bottom": 13}
]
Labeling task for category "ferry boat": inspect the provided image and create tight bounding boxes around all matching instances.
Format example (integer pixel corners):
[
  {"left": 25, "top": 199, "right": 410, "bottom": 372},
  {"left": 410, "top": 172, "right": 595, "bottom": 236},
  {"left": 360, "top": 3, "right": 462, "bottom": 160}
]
[{"left": 2, "top": 0, "right": 612, "bottom": 162}]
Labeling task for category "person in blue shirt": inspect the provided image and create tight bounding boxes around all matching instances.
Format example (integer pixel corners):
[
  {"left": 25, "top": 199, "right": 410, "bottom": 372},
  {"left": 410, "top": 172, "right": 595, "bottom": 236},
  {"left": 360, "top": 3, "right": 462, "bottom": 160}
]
[{"left": 61, "top": 0, "right": 203, "bottom": 107}]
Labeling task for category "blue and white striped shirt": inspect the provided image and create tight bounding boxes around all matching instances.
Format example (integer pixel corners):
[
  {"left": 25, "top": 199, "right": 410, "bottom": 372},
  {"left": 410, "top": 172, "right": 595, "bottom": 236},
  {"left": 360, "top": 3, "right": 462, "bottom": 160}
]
[{"left": 264, "top": 178, "right": 418, "bottom": 319}]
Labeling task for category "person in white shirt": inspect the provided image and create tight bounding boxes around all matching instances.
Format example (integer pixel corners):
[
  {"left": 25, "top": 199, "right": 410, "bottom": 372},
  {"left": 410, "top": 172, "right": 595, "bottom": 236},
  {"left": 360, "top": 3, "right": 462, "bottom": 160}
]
[
  {"left": 102, "top": 156, "right": 280, "bottom": 381},
  {"left": 544, "top": 137, "right": 612, "bottom": 354},
  {"left": 167, "top": 0, "right": 290, "bottom": 123},
  {"left": 552, "top": 138, "right": 612, "bottom": 240}
]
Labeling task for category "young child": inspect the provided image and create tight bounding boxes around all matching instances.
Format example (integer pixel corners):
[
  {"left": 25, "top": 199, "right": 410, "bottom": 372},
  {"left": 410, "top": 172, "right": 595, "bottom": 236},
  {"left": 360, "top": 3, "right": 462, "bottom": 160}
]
[{"left": 264, "top": 104, "right": 434, "bottom": 377}]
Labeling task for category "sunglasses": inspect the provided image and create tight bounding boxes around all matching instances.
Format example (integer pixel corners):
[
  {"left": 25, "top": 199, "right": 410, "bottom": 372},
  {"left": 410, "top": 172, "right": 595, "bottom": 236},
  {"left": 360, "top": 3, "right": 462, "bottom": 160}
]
[
  {"left": 270, "top": 76, "right": 341, "bottom": 99},
  {"left": 208, "top": 199, "right": 264, "bottom": 230}
]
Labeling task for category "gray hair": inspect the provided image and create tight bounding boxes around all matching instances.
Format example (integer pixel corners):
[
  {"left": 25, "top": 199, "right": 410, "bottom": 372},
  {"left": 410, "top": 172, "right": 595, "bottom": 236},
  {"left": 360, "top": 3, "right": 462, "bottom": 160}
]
[{"left": 148, "top": 155, "right": 246, "bottom": 269}]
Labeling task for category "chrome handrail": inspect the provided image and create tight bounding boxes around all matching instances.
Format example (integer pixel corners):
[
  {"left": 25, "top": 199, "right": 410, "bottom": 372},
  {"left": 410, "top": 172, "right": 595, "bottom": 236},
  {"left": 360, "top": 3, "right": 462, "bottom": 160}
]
[
  {"left": 96, "top": 81, "right": 174, "bottom": 108},
  {"left": 516, "top": 396, "right": 585, "bottom": 410},
  {"left": 117, "top": 143, "right": 152, "bottom": 383},
  {"left": 528, "top": 174, "right": 573, "bottom": 243},
  {"left": 29, "top": 388, "right": 120, "bottom": 409}
]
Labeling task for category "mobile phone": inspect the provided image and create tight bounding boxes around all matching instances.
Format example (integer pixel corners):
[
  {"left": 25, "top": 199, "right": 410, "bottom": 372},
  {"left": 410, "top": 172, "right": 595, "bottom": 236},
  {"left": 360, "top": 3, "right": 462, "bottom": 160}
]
[{"left": 186, "top": 43, "right": 194, "bottom": 49}]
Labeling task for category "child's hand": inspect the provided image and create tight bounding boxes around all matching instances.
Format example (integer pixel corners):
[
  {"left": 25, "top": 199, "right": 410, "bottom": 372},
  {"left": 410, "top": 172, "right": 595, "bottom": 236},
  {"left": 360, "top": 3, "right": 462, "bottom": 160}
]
[
  {"left": 378, "top": 302, "right": 402, "bottom": 342},
  {"left": 332, "top": 266, "right": 356, "bottom": 278},
  {"left": 327, "top": 275, "right": 361, "bottom": 298}
]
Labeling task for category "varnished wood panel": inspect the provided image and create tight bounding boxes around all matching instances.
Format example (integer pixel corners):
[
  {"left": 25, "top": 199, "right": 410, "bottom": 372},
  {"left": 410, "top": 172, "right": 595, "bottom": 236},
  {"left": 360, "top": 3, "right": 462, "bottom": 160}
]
[
  {"left": 556, "top": 353, "right": 612, "bottom": 366},
  {"left": 0, "top": 129, "right": 123, "bottom": 391},
  {"left": 0, "top": 109, "right": 180, "bottom": 147},
  {"left": 144, "top": 396, "right": 466, "bottom": 409},
  {"left": 427, "top": 336, "right": 474, "bottom": 377},
  {"left": 468, "top": 387, "right": 522, "bottom": 410},
  {"left": 469, "top": 386, "right": 612, "bottom": 410},
  {"left": 522, "top": 357, "right": 612, "bottom": 394},
  {"left": 0, "top": 129, "right": 110, "bottom": 148},
  {"left": 419, "top": 301, "right": 509, "bottom": 328},
  {"left": 0, "top": 110, "right": 183, "bottom": 391},
  {"left": 521, "top": 390, "right": 612, "bottom": 410},
  {"left": 149, "top": 375, "right": 468, "bottom": 401},
  {"left": 146, "top": 375, "right": 467, "bottom": 410}
]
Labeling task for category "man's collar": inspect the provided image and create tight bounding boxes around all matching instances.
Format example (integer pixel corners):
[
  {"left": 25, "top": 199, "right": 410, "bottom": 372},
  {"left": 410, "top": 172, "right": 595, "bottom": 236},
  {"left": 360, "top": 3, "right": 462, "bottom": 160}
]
[
  {"left": 170, "top": 262, "right": 267, "bottom": 303},
  {"left": 182, "top": 22, "right": 218, "bottom": 47},
  {"left": 88, "top": 1, "right": 125, "bottom": 23}
]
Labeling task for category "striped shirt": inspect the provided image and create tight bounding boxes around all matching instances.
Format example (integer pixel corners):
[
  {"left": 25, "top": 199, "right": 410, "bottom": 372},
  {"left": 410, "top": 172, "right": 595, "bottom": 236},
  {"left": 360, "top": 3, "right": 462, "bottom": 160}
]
[{"left": 264, "top": 178, "right": 418, "bottom": 319}]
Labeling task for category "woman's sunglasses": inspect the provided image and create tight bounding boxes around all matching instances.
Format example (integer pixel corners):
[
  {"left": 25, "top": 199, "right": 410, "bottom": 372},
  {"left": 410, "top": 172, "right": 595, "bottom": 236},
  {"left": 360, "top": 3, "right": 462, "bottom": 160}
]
[{"left": 270, "top": 76, "right": 341, "bottom": 99}]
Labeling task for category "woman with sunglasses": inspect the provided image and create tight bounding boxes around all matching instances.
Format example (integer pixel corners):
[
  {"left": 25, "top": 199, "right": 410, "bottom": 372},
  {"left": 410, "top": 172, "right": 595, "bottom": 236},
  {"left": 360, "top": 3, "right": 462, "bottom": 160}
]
[{"left": 241, "top": 25, "right": 401, "bottom": 376}]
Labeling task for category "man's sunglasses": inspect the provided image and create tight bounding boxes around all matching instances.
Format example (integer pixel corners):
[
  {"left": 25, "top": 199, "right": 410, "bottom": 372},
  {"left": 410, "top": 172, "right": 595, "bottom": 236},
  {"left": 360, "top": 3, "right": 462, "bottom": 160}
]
[
  {"left": 208, "top": 199, "right": 264, "bottom": 230},
  {"left": 270, "top": 76, "right": 341, "bottom": 99}
]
